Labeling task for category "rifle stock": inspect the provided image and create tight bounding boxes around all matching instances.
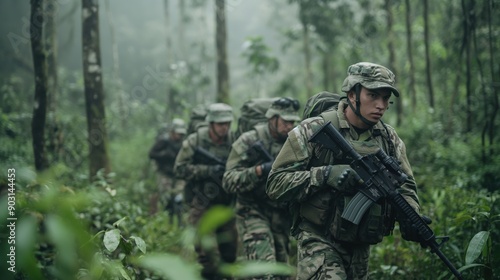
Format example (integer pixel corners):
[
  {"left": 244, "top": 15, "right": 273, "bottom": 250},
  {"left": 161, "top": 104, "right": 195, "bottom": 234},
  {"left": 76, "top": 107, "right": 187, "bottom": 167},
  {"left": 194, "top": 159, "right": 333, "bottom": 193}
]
[{"left": 309, "top": 121, "right": 463, "bottom": 280}]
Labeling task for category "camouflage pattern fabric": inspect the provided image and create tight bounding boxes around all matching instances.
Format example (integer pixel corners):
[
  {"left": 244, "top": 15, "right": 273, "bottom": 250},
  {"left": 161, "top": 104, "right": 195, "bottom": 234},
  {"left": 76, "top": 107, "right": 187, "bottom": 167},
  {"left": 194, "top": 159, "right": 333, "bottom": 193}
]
[
  {"left": 296, "top": 230, "right": 369, "bottom": 280},
  {"left": 223, "top": 123, "right": 291, "bottom": 279},
  {"left": 174, "top": 125, "right": 237, "bottom": 279},
  {"left": 266, "top": 100, "right": 420, "bottom": 279}
]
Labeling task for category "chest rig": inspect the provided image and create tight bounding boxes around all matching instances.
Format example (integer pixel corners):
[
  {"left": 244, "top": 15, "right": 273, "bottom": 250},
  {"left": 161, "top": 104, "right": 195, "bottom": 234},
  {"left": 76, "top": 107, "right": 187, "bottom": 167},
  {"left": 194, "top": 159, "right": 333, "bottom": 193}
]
[{"left": 299, "top": 110, "right": 396, "bottom": 244}]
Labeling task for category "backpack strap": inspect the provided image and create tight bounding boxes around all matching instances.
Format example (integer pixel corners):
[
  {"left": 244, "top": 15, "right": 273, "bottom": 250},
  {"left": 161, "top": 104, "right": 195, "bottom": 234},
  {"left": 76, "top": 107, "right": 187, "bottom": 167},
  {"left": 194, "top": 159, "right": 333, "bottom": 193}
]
[{"left": 319, "top": 109, "right": 396, "bottom": 157}]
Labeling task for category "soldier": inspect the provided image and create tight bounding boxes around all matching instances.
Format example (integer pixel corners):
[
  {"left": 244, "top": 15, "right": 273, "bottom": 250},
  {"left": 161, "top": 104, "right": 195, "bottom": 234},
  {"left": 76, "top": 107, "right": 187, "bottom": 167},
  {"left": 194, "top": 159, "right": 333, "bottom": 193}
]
[
  {"left": 266, "top": 62, "right": 421, "bottom": 279},
  {"left": 174, "top": 103, "right": 237, "bottom": 280},
  {"left": 222, "top": 98, "right": 300, "bottom": 279},
  {"left": 148, "top": 118, "right": 187, "bottom": 220}
]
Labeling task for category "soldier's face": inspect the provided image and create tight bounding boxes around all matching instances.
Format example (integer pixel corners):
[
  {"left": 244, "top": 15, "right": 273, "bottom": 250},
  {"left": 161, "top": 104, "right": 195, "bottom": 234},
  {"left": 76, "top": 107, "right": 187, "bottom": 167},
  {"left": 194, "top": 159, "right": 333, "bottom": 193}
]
[
  {"left": 210, "top": 122, "right": 231, "bottom": 137},
  {"left": 349, "top": 87, "right": 391, "bottom": 124},
  {"left": 274, "top": 116, "right": 295, "bottom": 141}
]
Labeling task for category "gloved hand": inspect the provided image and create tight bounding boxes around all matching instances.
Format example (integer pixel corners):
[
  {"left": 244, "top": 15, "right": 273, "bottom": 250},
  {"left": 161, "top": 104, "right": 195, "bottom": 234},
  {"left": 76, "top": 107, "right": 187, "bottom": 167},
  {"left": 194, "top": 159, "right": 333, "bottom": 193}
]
[
  {"left": 399, "top": 215, "right": 432, "bottom": 244},
  {"left": 324, "top": 165, "right": 362, "bottom": 192},
  {"left": 209, "top": 164, "right": 225, "bottom": 178},
  {"left": 260, "top": 161, "right": 273, "bottom": 178}
]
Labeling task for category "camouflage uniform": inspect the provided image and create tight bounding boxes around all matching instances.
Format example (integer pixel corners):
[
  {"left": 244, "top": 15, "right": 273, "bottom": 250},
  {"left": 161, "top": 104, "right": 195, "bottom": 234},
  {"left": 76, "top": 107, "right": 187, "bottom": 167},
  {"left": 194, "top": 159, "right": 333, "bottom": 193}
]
[
  {"left": 174, "top": 103, "right": 237, "bottom": 280},
  {"left": 266, "top": 63, "right": 420, "bottom": 280},
  {"left": 148, "top": 118, "right": 187, "bottom": 217},
  {"left": 222, "top": 98, "right": 300, "bottom": 280}
]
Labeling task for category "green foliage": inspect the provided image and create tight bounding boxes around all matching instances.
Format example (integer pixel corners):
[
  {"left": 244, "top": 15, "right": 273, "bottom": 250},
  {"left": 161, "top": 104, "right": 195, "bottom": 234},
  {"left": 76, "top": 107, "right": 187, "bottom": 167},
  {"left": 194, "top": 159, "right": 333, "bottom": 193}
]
[{"left": 241, "top": 36, "right": 280, "bottom": 76}]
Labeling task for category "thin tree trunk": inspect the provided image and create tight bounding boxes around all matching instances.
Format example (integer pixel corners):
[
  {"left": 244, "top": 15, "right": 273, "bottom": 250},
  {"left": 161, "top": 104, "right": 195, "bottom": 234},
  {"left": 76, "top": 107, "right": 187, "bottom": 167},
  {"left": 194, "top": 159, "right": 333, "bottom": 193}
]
[
  {"left": 30, "top": 0, "right": 49, "bottom": 171},
  {"left": 45, "top": 0, "right": 63, "bottom": 162},
  {"left": 385, "top": 0, "right": 400, "bottom": 125},
  {"left": 302, "top": 20, "right": 312, "bottom": 97},
  {"left": 104, "top": 0, "right": 126, "bottom": 130},
  {"left": 487, "top": 0, "right": 498, "bottom": 156},
  {"left": 423, "top": 0, "right": 434, "bottom": 108},
  {"left": 82, "top": 0, "right": 111, "bottom": 179},
  {"left": 178, "top": 0, "right": 186, "bottom": 58},
  {"left": 215, "top": 0, "right": 229, "bottom": 103},
  {"left": 404, "top": 0, "right": 417, "bottom": 112},
  {"left": 163, "top": 0, "right": 172, "bottom": 63},
  {"left": 461, "top": 0, "right": 472, "bottom": 133}
]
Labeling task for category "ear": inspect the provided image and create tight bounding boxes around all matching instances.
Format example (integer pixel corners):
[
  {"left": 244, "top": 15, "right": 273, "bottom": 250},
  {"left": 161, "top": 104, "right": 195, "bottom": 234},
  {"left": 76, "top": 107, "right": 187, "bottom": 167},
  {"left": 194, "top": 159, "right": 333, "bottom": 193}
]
[{"left": 347, "top": 90, "right": 356, "bottom": 102}]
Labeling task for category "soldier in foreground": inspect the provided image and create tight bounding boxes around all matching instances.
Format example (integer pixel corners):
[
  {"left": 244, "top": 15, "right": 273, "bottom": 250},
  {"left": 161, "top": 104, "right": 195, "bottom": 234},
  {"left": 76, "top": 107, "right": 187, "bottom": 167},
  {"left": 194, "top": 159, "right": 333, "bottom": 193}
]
[
  {"left": 266, "top": 62, "right": 421, "bottom": 279},
  {"left": 148, "top": 118, "right": 187, "bottom": 219},
  {"left": 174, "top": 103, "right": 237, "bottom": 280},
  {"left": 223, "top": 98, "right": 301, "bottom": 279}
]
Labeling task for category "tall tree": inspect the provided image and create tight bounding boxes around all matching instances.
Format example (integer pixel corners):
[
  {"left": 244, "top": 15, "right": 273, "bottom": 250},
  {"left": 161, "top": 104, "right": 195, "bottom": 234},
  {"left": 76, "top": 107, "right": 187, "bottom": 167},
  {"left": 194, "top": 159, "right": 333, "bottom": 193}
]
[
  {"left": 294, "top": 0, "right": 314, "bottom": 97},
  {"left": 45, "top": 0, "right": 63, "bottom": 162},
  {"left": 30, "top": 0, "right": 49, "bottom": 171},
  {"left": 404, "top": 0, "right": 417, "bottom": 112},
  {"left": 461, "top": 0, "right": 473, "bottom": 133},
  {"left": 384, "top": 0, "right": 401, "bottom": 125},
  {"left": 215, "top": 0, "right": 229, "bottom": 103},
  {"left": 82, "top": 0, "right": 111, "bottom": 179},
  {"left": 423, "top": 0, "right": 435, "bottom": 108},
  {"left": 104, "top": 0, "right": 126, "bottom": 129}
]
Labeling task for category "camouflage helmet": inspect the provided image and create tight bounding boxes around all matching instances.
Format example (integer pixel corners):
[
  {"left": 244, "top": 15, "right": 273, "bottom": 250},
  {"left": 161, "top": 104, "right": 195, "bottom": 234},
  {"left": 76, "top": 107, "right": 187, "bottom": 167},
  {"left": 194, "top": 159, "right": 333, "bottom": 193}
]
[
  {"left": 206, "top": 103, "right": 234, "bottom": 123},
  {"left": 171, "top": 118, "right": 187, "bottom": 134},
  {"left": 265, "top": 97, "right": 301, "bottom": 122},
  {"left": 341, "top": 62, "right": 400, "bottom": 97}
]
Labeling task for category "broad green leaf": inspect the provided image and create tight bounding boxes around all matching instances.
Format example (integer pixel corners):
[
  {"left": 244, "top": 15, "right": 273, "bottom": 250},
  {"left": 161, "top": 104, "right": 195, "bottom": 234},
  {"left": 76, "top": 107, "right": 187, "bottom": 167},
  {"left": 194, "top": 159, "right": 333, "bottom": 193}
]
[
  {"left": 219, "top": 261, "right": 296, "bottom": 278},
  {"left": 103, "top": 229, "right": 121, "bottom": 252},
  {"left": 133, "top": 253, "right": 202, "bottom": 280},
  {"left": 465, "top": 231, "right": 490, "bottom": 265},
  {"left": 130, "top": 236, "right": 147, "bottom": 254},
  {"left": 197, "top": 205, "right": 234, "bottom": 236}
]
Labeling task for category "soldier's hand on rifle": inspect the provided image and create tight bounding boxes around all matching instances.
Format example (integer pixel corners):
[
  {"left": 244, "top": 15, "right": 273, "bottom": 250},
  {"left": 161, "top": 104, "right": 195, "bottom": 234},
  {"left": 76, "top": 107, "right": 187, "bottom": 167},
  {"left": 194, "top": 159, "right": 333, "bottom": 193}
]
[
  {"left": 399, "top": 215, "right": 432, "bottom": 244},
  {"left": 324, "top": 165, "right": 362, "bottom": 193},
  {"left": 209, "top": 164, "right": 225, "bottom": 178},
  {"left": 260, "top": 161, "right": 273, "bottom": 178}
]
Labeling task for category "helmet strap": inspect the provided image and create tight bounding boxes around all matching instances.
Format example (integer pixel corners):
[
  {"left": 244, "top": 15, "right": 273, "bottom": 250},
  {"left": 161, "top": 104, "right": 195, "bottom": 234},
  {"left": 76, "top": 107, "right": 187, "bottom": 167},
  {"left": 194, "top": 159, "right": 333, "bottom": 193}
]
[{"left": 346, "top": 84, "right": 376, "bottom": 127}]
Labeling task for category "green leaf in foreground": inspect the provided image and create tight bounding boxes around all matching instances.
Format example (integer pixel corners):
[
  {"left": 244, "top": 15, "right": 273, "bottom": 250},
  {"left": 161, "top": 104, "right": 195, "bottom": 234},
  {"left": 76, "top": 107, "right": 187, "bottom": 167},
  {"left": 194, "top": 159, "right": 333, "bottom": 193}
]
[
  {"left": 103, "top": 229, "right": 121, "bottom": 252},
  {"left": 133, "top": 253, "right": 202, "bottom": 280},
  {"left": 465, "top": 230, "right": 489, "bottom": 265}
]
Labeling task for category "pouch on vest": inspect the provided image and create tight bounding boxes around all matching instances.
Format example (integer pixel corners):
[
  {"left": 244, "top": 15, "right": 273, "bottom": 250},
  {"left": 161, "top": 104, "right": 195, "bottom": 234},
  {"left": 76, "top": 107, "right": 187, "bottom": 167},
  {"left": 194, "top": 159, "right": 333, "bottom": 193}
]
[
  {"left": 329, "top": 195, "right": 394, "bottom": 245},
  {"left": 299, "top": 190, "right": 333, "bottom": 226}
]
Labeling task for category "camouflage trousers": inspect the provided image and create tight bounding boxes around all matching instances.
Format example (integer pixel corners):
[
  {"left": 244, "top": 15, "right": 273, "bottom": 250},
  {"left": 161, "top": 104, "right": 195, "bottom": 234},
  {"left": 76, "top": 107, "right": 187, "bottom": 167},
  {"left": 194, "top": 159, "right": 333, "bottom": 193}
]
[
  {"left": 296, "top": 229, "right": 370, "bottom": 280},
  {"left": 189, "top": 196, "right": 238, "bottom": 280},
  {"left": 236, "top": 205, "right": 290, "bottom": 280}
]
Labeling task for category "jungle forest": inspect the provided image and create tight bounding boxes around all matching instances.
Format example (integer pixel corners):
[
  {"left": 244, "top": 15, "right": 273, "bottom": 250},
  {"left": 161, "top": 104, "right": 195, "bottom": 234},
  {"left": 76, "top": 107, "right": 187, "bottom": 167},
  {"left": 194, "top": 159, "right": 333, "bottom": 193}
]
[{"left": 0, "top": 0, "right": 499, "bottom": 279}]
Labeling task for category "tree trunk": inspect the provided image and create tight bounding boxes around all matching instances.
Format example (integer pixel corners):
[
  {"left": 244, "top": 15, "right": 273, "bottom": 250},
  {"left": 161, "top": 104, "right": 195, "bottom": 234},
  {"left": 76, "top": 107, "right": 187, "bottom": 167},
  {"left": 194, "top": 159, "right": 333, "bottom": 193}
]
[
  {"left": 423, "top": 0, "right": 434, "bottom": 108},
  {"left": 45, "top": 0, "right": 63, "bottom": 163},
  {"left": 302, "top": 20, "right": 313, "bottom": 97},
  {"left": 461, "top": 0, "right": 472, "bottom": 133},
  {"left": 104, "top": 0, "right": 126, "bottom": 130},
  {"left": 82, "top": 0, "right": 111, "bottom": 179},
  {"left": 487, "top": 0, "right": 498, "bottom": 156},
  {"left": 404, "top": 0, "right": 417, "bottom": 112},
  {"left": 215, "top": 0, "right": 229, "bottom": 103},
  {"left": 30, "top": 0, "right": 49, "bottom": 171},
  {"left": 384, "top": 0, "right": 401, "bottom": 125}
]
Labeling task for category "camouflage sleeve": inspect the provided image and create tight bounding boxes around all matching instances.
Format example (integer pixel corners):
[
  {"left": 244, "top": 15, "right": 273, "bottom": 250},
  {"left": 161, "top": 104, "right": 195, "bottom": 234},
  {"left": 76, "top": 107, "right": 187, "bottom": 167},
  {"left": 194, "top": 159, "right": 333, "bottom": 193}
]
[
  {"left": 222, "top": 132, "right": 261, "bottom": 193},
  {"left": 388, "top": 126, "right": 421, "bottom": 212},
  {"left": 266, "top": 118, "right": 330, "bottom": 203},
  {"left": 173, "top": 134, "right": 211, "bottom": 181}
]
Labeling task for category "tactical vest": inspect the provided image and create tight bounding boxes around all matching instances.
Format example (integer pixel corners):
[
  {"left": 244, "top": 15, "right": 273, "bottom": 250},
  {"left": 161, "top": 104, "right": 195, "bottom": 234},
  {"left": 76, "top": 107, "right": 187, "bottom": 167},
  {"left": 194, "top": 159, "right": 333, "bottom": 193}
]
[
  {"left": 245, "top": 124, "right": 288, "bottom": 209},
  {"left": 186, "top": 127, "right": 235, "bottom": 206},
  {"left": 298, "top": 110, "right": 396, "bottom": 245}
]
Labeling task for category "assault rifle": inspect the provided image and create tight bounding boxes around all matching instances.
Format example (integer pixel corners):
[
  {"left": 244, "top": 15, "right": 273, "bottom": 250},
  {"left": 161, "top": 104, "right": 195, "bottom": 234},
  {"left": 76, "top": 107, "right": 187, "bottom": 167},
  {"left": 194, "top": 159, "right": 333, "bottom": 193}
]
[
  {"left": 194, "top": 147, "right": 226, "bottom": 166},
  {"left": 193, "top": 147, "right": 226, "bottom": 183},
  {"left": 309, "top": 121, "right": 463, "bottom": 280},
  {"left": 250, "top": 140, "right": 274, "bottom": 162}
]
